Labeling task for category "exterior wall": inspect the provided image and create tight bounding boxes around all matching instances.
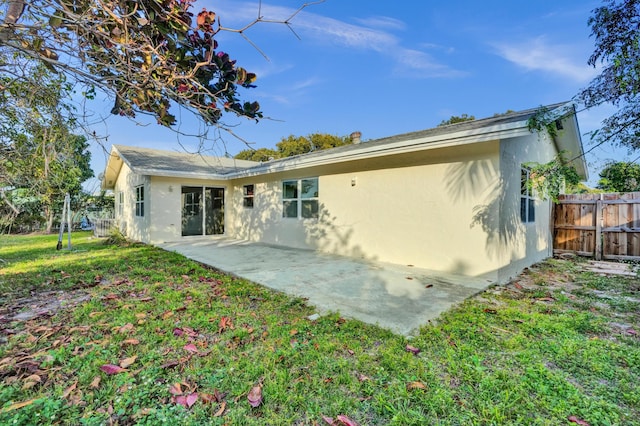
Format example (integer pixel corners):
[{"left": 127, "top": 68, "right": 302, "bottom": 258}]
[
  {"left": 149, "top": 176, "right": 229, "bottom": 243},
  {"left": 497, "top": 132, "right": 558, "bottom": 282},
  {"left": 114, "top": 162, "right": 150, "bottom": 243},
  {"left": 229, "top": 141, "right": 503, "bottom": 279}
]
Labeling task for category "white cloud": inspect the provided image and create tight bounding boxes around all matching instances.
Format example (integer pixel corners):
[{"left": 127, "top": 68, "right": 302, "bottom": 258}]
[
  {"left": 208, "top": 0, "right": 463, "bottom": 78},
  {"left": 493, "top": 36, "right": 597, "bottom": 82},
  {"left": 354, "top": 16, "right": 407, "bottom": 31}
]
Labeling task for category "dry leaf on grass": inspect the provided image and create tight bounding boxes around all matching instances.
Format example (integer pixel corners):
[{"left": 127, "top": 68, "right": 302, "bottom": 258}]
[
  {"left": 100, "top": 364, "right": 126, "bottom": 375},
  {"left": 247, "top": 384, "right": 263, "bottom": 408},
  {"left": 119, "top": 356, "right": 137, "bottom": 368}
]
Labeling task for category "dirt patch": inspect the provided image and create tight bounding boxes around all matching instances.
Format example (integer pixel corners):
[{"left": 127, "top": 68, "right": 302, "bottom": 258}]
[{"left": 0, "top": 289, "right": 91, "bottom": 343}]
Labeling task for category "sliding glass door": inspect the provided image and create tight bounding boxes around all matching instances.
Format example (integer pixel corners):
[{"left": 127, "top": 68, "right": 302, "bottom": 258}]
[{"left": 181, "top": 186, "right": 224, "bottom": 236}]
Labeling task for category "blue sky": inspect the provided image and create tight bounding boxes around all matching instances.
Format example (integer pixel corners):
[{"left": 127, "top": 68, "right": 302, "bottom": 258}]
[{"left": 85, "top": 0, "right": 627, "bottom": 191}]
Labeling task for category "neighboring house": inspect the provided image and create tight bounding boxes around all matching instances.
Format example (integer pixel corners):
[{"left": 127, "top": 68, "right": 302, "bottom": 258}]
[{"left": 102, "top": 102, "right": 587, "bottom": 283}]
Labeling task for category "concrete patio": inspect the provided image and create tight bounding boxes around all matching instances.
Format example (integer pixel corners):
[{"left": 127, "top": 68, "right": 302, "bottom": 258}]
[{"left": 159, "top": 238, "right": 496, "bottom": 336}]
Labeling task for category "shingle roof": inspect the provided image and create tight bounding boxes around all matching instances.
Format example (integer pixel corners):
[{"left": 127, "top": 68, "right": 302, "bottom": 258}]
[
  {"left": 113, "top": 145, "right": 259, "bottom": 176},
  {"left": 262, "top": 102, "right": 570, "bottom": 164}
]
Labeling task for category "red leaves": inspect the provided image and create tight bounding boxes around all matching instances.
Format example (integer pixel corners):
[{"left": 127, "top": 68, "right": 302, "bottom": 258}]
[
  {"left": 100, "top": 364, "right": 127, "bottom": 375},
  {"left": 196, "top": 9, "right": 216, "bottom": 32},
  {"left": 247, "top": 384, "right": 263, "bottom": 408},
  {"left": 405, "top": 344, "right": 421, "bottom": 355},
  {"left": 322, "top": 415, "right": 360, "bottom": 426},
  {"left": 218, "top": 316, "right": 233, "bottom": 333},
  {"left": 568, "top": 416, "right": 590, "bottom": 425},
  {"left": 169, "top": 382, "right": 201, "bottom": 409},
  {"left": 183, "top": 343, "right": 199, "bottom": 354}
]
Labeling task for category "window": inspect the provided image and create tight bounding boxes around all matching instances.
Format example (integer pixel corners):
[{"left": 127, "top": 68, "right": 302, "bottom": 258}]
[
  {"left": 520, "top": 168, "right": 535, "bottom": 223},
  {"left": 283, "top": 178, "right": 319, "bottom": 219},
  {"left": 135, "top": 185, "right": 145, "bottom": 217},
  {"left": 117, "top": 191, "right": 124, "bottom": 217},
  {"left": 243, "top": 184, "right": 254, "bottom": 208}
]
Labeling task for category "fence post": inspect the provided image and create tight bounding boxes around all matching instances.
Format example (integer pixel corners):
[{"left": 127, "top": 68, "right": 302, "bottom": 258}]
[{"left": 594, "top": 196, "right": 603, "bottom": 260}]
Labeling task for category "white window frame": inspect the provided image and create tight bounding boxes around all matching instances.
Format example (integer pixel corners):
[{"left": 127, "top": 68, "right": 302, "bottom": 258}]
[
  {"left": 243, "top": 184, "right": 254, "bottom": 208},
  {"left": 117, "top": 191, "right": 124, "bottom": 217},
  {"left": 135, "top": 185, "right": 145, "bottom": 217},
  {"left": 520, "top": 167, "right": 535, "bottom": 223},
  {"left": 282, "top": 178, "right": 319, "bottom": 219}
]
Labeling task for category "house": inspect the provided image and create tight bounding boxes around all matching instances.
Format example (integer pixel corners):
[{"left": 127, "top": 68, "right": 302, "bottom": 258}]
[{"left": 102, "top": 102, "right": 587, "bottom": 283}]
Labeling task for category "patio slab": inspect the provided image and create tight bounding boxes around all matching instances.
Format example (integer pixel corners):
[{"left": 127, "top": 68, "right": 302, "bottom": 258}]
[{"left": 159, "top": 238, "right": 496, "bottom": 336}]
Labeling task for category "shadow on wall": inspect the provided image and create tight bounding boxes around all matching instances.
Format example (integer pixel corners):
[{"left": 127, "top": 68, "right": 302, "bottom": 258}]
[
  {"left": 444, "top": 159, "right": 522, "bottom": 262},
  {"left": 304, "top": 203, "right": 375, "bottom": 263}
]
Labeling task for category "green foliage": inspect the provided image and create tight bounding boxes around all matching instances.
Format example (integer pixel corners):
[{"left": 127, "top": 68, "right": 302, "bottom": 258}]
[
  {"left": 235, "top": 133, "right": 353, "bottom": 160},
  {"left": 437, "top": 114, "right": 475, "bottom": 127},
  {"left": 526, "top": 106, "right": 560, "bottom": 139},
  {"left": 0, "top": 235, "right": 638, "bottom": 424},
  {"left": 597, "top": 161, "right": 640, "bottom": 192},
  {"left": 578, "top": 0, "right": 640, "bottom": 150},
  {"left": 0, "top": 1, "right": 270, "bottom": 128},
  {"left": 234, "top": 147, "right": 280, "bottom": 162},
  {"left": 525, "top": 153, "right": 582, "bottom": 202}
]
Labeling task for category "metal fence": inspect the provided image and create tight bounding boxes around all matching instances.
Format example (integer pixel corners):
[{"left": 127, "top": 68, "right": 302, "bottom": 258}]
[{"left": 93, "top": 219, "right": 116, "bottom": 238}]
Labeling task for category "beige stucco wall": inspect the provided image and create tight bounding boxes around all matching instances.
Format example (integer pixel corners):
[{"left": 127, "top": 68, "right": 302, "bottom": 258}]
[
  {"left": 229, "top": 141, "right": 504, "bottom": 279},
  {"left": 496, "top": 131, "right": 558, "bottom": 282},
  {"left": 114, "top": 162, "right": 150, "bottom": 243},
  {"left": 148, "top": 176, "right": 228, "bottom": 243}
]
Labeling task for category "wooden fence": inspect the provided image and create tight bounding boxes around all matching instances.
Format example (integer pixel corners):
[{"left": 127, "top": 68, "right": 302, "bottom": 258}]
[{"left": 553, "top": 192, "right": 640, "bottom": 261}]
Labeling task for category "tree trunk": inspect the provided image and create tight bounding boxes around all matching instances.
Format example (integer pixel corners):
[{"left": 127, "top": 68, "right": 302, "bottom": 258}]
[{"left": 45, "top": 205, "right": 54, "bottom": 234}]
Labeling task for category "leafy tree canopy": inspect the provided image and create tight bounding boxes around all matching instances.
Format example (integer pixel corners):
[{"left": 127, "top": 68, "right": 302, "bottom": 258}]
[
  {"left": 578, "top": 0, "right": 640, "bottom": 150},
  {"left": 235, "top": 133, "right": 353, "bottom": 160},
  {"left": 597, "top": 161, "right": 640, "bottom": 192},
  {"left": 437, "top": 114, "right": 475, "bottom": 127},
  {"left": 0, "top": 0, "right": 316, "bottom": 130}
]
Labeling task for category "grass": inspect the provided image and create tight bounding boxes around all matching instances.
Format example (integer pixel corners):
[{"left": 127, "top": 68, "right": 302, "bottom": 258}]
[{"left": 1, "top": 233, "right": 639, "bottom": 425}]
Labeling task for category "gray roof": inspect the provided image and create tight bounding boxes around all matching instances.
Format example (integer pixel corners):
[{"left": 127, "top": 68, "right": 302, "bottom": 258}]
[
  {"left": 262, "top": 102, "right": 570, "bottom": 165},
  {"left": 104, "top": 101, "right": 586, "bottom": 188},
  {"left": 113, "top": 145, "right": 259, "bottom": 176}
]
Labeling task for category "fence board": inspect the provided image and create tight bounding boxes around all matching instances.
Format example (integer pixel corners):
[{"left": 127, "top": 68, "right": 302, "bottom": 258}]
[{"left": 554, "top": 192, "right": 640, "bottom": 260}]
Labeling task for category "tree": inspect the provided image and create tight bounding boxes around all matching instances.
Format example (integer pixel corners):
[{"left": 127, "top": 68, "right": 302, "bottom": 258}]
[
  {"left": 437, "top": 114, "right": 475, "bottom": 127},
  {"left": 597, "top": 161, "right": 640, "bottom": 192},
  {"left": 234, "top": 147, "right": 279, "bottom": 162},
  {"left": 1, "top": 60, "right": 93, "bottom": 232},
  {"left": 0, "top": 0, "right": 319, "bottom": 131},
  {"left": 235, "top": 132, "right": 353, "bottom": 160},
  {"left": 578, "top": 0, "right": 640, "bottom": 150}
]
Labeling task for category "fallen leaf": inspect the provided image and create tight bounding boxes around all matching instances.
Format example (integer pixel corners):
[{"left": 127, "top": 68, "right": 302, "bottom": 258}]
[
  {"left": 514, "top": 282, "right": 524, "bottom": 290},
  {"left": 62, "top": 381, "right": 77, "bottom": 399},
  {"left": 186, "top": 392, "right": 198, "bottom": 408},
  {"left": 183, "top": 343, "right": 199, "bottom": 354},
  {"left": 135, "top": 313, "right": 147, "bottom": 319},
  {"left": 568, "top": 416, "right": 590, "bottom": 426},
  {"left": 336, "top": 415, "right": 361, "bottom": 426},
  {"left": 322, "top": 415, "right": 335, "bottom": 425},
  {"left": 173, "top": 327, "right": 184, "bottom": 337},
  {"left": 162, "top": 311, "right": 174, "bottom": 320},
  {"left": 169, "top": 383, "right": 183, "bottom": 395},
  {"left": 289, "top": 329, "right": 299, "bottom": 336},
  {"left": 626, "top": 328, "right": 637, "bottom": 336},
  {"left": 405, "top": 344, "right": 421, "bottom": 355},
  {"left": 100, "top": 364, "right": 126, "bottom": 375},
  {"left": 483, "top": 308, "right": 498, "bottom": 314},
  {"left": 160, "top": 360, "right": 180, "bottom": 369},
  {"left": 120, "top": 356, "right": 137, "bottom": 368},
  {"left": 425, "top": 284, "right": 434, "bottom": 288},
  {"left": 247, "top": 384, "right": 263, "bottom": 408},
  {"left": 536, "top": 297, "right": 555, "bottom": 302},
  {"left": 122, "top": 338, "right": 140, "bottom": 345},
  {"left": 406, "top": 381, "right": 427, "bottom": 391},
  {"left": 213, "top": 401, "right": 226, "bottom": 417},
  {"left": 219, "top": 316, "right": 233, "bottom": 333},
  {"left": 118, "top": 323, "right": 134, "bottom": 333},
  {"left": 89, "top": 311, "right": 103, "bottom": 318},
  {"left": 0, "top": 399, "right": 37, "bottom": 413},
  {"left": 174, "top": 395, "right": 187, "bottom": 407},
  {"left": 89, "top": 376, "right": 101, "bottom": 389}
]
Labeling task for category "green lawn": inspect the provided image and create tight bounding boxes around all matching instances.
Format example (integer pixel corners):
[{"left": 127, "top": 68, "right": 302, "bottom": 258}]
[{"left": 1, "top": 233, "right": 639, "bottom": 425}]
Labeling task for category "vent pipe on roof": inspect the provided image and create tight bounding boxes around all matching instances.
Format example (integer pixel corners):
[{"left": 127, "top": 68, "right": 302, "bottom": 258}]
[{"left": 350, "top": 131, "right": 362, "bottom": 144}]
